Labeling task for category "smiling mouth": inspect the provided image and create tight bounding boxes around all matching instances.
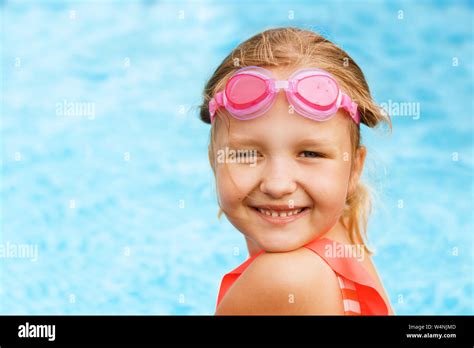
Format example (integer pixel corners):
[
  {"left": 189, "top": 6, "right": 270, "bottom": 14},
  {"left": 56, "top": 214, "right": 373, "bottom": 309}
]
[
  {"left": 252, "top": 207, "right": 308, "bottom": 217},
  {"left": 250, "top": 206, "right": 310, "bottom": 224}
]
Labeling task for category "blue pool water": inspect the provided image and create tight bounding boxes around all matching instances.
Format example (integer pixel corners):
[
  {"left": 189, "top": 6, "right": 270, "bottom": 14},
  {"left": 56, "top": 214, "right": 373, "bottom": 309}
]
[{"left": 1, "top": 0, "right": 472, "bottom": 314}]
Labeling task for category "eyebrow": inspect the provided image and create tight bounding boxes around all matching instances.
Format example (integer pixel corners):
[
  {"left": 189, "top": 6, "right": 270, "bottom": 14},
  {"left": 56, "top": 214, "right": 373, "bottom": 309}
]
[
  {"left": 227, "top": 135, "right": 338, "bottom": 148},
  {"left": 227, "top": 135, "right": 261, "bottom": 146},
  {"left": 297, "top": 137, "right": 337, "bottom": 148}
]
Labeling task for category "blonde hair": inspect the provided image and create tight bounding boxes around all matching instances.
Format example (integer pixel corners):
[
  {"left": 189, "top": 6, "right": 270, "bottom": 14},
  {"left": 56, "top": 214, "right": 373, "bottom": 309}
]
[{"left": 199, "top": 27, "right": 391, "bottom": 253}]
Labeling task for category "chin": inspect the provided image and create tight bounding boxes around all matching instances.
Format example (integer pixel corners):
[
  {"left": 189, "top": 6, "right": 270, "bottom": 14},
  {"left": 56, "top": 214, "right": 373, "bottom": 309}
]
[{"left": 254, "top": 234, "right": 308, "bottom": 253}]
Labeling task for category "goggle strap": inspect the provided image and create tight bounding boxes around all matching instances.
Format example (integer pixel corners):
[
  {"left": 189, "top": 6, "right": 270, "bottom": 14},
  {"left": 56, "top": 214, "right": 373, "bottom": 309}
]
[
  {"left": 209, "top": 92, "right": 224, "bottom": 122},
  {"left": 340, "top": 93, "right": 360, "bottom": 125}
]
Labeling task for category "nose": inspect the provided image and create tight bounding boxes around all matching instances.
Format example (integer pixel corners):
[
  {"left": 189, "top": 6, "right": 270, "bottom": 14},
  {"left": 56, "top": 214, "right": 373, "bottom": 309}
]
[{"left": 259, "top": 156, "right": 297, "bottom": 199}]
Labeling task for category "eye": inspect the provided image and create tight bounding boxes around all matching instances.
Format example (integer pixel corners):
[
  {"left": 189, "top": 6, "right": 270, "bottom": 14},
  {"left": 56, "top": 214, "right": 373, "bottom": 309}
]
[
  {"left": 236, "top": 150, "right": 260, "bottom": 158},
  {"left": 300, "top": 150, "right": 325, "bottom": 158},
  {"left": 233, "top": 149, "right": 263, "bottom": 163}
]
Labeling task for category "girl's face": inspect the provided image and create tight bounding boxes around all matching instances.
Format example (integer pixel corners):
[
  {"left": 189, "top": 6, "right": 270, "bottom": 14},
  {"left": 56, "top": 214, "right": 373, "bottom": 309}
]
[{"left": 213, "top": 67, "right": 364, "bottom": 252}]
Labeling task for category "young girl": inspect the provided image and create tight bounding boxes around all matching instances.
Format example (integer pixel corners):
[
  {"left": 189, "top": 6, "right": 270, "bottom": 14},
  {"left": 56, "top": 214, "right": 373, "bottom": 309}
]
[{"left": 200, "top": 27, "right": 394, "bottom": 315}]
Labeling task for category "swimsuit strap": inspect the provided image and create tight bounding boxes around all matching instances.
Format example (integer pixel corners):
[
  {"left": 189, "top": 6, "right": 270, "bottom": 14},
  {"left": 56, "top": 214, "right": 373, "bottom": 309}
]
[
  {"left": 216, "top": 238, "right": 389, "bottom": 315},
  {"left": 337, "top": 275, "right": 361, "bottom": 315},
  {"left": 304, "top": 237, "right": 389, "bottom": 315}
]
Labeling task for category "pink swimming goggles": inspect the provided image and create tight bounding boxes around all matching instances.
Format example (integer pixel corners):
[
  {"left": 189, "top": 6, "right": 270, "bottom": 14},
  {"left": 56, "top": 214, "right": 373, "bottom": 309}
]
[{"left": 209, "top": 66, "right": 360, "bottom": 125}]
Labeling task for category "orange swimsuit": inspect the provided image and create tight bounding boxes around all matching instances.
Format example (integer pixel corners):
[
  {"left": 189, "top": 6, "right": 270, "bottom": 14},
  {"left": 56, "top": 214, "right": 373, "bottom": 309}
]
[{"left": 216, "top": 237, "right": 389, "bottom": 315}]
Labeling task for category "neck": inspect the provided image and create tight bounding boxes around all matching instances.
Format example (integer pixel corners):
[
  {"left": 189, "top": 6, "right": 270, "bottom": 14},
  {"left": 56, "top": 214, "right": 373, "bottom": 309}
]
[
  {"left": 245, "top": 237, "right": 262, "bottom": 257},
  {"left": 244, "top": 220, "right": 353, "bottom": 257},
  {"left": 321, "top": 219, "right": 353, "bottom": 245}
]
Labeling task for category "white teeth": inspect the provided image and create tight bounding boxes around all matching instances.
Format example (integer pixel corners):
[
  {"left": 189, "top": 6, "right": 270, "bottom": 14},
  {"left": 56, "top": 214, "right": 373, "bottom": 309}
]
[{"left": 256, "top": 208, "right": 305, "bottom": 217}]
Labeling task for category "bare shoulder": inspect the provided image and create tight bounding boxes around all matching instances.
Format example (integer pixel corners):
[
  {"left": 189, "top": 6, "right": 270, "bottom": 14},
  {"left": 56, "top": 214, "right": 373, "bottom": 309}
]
[{"left": 215, "top": 247, "right": 344, "bottom": 315}]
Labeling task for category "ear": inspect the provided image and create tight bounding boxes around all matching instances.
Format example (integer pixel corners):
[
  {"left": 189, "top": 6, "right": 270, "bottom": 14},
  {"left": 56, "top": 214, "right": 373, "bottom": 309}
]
[{"left": 348, "top": 146, "right": 367, "bottom": 194}]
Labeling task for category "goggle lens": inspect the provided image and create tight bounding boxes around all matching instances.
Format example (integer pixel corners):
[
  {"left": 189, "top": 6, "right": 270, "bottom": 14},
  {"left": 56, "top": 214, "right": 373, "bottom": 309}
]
[
  {"left": 226, "top": 74, "right": 269, "bottom": 109},
  {"left": 296, "top": 75, "right": 338, "bottom": 110}
]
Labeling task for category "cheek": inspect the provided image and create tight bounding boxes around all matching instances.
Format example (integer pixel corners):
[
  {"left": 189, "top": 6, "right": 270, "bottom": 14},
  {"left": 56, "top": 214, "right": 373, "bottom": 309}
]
[
  {"left": 303, "top": 161, "right": 351, "bottom": 211},
  {"left": 215, "top": 165, "right": 259, "bottom": 210}
]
